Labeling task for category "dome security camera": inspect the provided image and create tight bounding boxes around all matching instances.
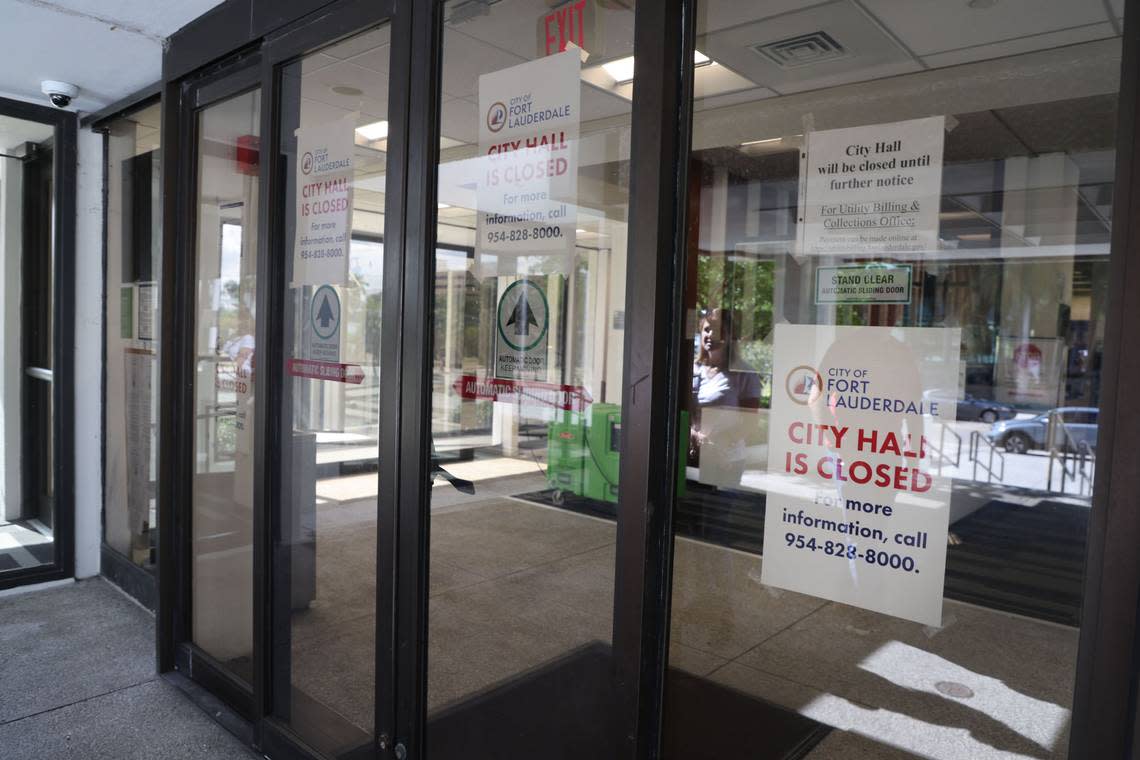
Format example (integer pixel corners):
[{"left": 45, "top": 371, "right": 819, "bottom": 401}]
[{"left": 41, "top": 81, "right": 79, "bottom": 109}]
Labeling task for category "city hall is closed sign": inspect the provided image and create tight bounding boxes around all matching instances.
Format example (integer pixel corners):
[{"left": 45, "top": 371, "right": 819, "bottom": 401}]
[
  {"left": 761, "top": 324, "right": 961, "bottom": 626},
  {"left": 477, "top": 49, "right": 580, "bottom": 274}
]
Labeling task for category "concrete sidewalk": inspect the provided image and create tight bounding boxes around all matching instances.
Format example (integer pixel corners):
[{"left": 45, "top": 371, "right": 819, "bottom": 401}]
[{"left": 0, "top": 578, "right": 257, "bottom": 760}]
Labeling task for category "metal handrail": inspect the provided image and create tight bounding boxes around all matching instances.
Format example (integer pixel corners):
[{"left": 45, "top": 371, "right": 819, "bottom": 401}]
[{"left": 969, "top": 430, "right": 1006, "bottom": 484}]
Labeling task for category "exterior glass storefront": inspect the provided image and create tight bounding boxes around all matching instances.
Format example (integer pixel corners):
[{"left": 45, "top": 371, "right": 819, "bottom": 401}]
[
  {"left": 666, "top": 4, "right": 1121, "bottom": 758},
  {"left": 135, "top": 0, "right": 1140, "bottom": 758}
]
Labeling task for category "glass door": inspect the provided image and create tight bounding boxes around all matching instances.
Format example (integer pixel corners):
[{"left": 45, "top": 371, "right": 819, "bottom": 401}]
[
  {"left": 0, "top": 116, "right": 58, "bottom": 581},
  {"left": 267, "top": 19, "right": 392, "bottom": 758},
  {"left": 423, "top": 1, "right": 642, "bottom": 756},
  {"left": 188, "top": 84, "right": 262, "bottom": 691}
]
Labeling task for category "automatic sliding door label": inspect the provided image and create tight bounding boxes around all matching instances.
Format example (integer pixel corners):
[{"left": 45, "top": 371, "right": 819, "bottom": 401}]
[
  {"left": 798, "top": 116, "right": 945, "bottom": 256},
  {"left": 477, "top": 50, "right": 580, "bottom": 274},
  {"left": 816, "top": 265, "right": 912, "bottom": 304},
  {"left": 495, "top": 277, "right": 550, "bottom": 380},
  {"left": 293, "top": 117, "right": 355, "bottom": 287},
  {"left": 761, "top": 324, "right": 961, "bottom": 626}
]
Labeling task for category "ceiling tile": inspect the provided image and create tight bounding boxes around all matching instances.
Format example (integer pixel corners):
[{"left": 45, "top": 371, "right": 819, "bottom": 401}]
[
  {"left": 698, "top": 0, "right": 921, "bottom": 95},
  {"left": 861, "top": 0, "right": 1109, "bottom": 56},
  {"left": 920, "top": 22, "right": 1118, "bottom": 69}
]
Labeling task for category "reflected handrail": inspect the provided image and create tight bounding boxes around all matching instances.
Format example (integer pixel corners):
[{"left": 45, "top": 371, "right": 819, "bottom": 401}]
[
  {"left": 969, "top": 430, "right": 1006, "bottom": 484},
  {"left": 1046, "top": 413, "right": 1096, "bottom": 496}
]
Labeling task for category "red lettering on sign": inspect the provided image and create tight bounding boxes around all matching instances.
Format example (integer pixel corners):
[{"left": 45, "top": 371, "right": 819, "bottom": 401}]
[
  {"left": 542, "top": 0, "right": 588, "bottom": 56},
  {"left": 451, "top": 374, "right": 592, "bottom": 412}
]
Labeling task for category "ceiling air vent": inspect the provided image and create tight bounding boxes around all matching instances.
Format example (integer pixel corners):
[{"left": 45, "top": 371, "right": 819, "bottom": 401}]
[{"left": 752, "top": 31, "right": 847, "bottom": 69}]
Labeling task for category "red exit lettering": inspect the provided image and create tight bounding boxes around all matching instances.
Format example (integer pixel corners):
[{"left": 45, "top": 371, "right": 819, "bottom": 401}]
[{"left": 543, "top": 0, "right": 587, "bottom": 56}]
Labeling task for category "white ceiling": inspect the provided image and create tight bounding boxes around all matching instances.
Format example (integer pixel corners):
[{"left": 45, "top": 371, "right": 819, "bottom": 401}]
[
  {"left": 694, "top": 0, "right": 1123, "bottom": 101},
  {"left": 0, "top": 0, "right": 225, "bottom": 113}
]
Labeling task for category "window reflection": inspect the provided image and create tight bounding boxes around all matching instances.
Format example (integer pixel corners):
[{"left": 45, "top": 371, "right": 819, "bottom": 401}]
[{"left": 667, "top": 3, "right": 1120, "bottom": 758}]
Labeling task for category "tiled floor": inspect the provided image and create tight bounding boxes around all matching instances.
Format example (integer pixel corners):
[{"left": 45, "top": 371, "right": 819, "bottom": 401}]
[{"left": 0, "top": 520, "right": 54, "bottom": 571}]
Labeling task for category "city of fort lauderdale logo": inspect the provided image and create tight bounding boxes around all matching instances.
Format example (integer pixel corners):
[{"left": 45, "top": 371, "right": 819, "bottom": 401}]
[
  {"left": 785, "top": 365, "right": 823, "bottom": 406},
  {"left": 487, "top": 101, "right": 507, "bottom": 133},
  {"left": 301, "top": 151, "right": 313, "bottom": 175}
]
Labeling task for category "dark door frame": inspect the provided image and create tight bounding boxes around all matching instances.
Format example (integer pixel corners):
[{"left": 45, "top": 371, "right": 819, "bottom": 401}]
[
  {"left": 154, "top": 0, "right": 1140, "bottom": 759},
  {"left": 158, "top": 2, "right": 399, "bottom": 759},
  {"left": 158, "top": 48, "right": 264, "bottom": 722},
  {"left": 0, "top": 95, "right": 76, "bottom": 593}
]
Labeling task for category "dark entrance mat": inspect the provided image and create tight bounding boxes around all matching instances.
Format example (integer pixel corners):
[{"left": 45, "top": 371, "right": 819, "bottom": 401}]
[
  {"left": 426, "top": 641, "right": 828, "bottom": 760},
  {"left": 519, "top": 486, "right": 1087, "bottom": 626}
]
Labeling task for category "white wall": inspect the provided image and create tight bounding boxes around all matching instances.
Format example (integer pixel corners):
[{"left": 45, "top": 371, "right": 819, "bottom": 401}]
[
  {"left": 0, "top": 154, "right": 22, "bottom": 522},
  {"left": 74, "top": 127, "right": 103, "bottom": 578}
]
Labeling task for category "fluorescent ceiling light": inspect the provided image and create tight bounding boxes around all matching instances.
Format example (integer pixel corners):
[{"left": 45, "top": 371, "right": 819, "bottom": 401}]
[
  {"left": 356, "top": 120, "right": 389, "bottom": 141},
  {"left": 741, "top": 137, "right": 782, "bottom": 146},
  {"left": 601, "top": 56, "right": 636, "bottom": 84},
  {"left": 438, "top": 202, "right": 451, "bottom": 209},
  {"left": 602, "top": 51, "right": 713, "bottom": 85}
]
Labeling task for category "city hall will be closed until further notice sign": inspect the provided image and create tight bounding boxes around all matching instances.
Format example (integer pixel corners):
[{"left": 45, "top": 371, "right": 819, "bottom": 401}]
[
  {"left": 761, "top": 324, "right": 961, "bottom": 626},
  {"left": 798, "top": 116, "right": 945, "bottom": 257}
]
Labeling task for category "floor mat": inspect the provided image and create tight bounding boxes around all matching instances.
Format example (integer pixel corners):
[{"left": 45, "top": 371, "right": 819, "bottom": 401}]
[
  {"left": 426, "top": 641, "right": 829, "bottom": 760},
  {"left": 519, "top": 487, "right": 1087, "bottom": 626}
]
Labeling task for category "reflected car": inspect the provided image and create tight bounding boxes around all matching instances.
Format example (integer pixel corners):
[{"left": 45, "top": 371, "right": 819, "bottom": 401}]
[
  {"left": 923, "top": 389, "right": 1016, "bottom": 423},
  {"left": 985, "top": 407, "right": 1099, "bottom": 454}
]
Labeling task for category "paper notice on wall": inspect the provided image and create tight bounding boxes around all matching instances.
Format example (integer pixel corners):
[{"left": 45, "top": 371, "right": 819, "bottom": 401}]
[
  {"left": 293, "top": 117, "right": 355, "bottom": 287},
  {"left": 761, "top": 324, "right": 961, "bottom": 626},
  {"left": 137, "top": 282, "right": 156, "bottom": 342},
  {"left": 477, "top": 50, "right": 580, "bottom": 276},
  {"left": 798, "top": 116, "right": 945, "bottom": 257}
]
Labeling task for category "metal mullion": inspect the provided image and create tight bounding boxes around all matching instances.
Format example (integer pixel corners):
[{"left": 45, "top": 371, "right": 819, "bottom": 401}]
[
  {"left": 157, "top": 75, "right": 200, "bottom": 673},
  {"left": 613, "top": 0, "right": 695, "bottom": 757},
  {"left": 1071, "top": 0, "right": 1140, "bottom": 755},
  {"left": 156, "top": 76, "right": 183, "bottom": 673},
  {"left": 378, "top": 0, "right": 443, "bottom": 756},
  {"left": 375, "top": 2, "right": 408, "bottom": 753},
  {"left": 53, "top": 112, "right": 77, "bottom": 582},
  {"left": 376, "top": 0, "right": 412, "bottom": 754},
  {"left": 252, "top": 49, "right": 282, "bottom": 738}
]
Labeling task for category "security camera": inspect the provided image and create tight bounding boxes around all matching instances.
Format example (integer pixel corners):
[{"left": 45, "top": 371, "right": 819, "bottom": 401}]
[{"left": 41, "top": 81, "right": 78, "bottom": 109}]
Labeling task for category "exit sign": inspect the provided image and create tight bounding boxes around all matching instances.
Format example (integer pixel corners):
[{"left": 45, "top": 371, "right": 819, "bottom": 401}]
[{"left": 538, "top": 0, "right": 600, "bottom": 58}]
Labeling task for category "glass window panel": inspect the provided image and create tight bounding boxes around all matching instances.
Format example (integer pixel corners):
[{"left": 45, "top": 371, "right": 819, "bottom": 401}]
[
  {"left": 427, "top": 1, "right": 638, "bottom": 756},
  {"left": 667, "top": 2, "right": 1122, "bottom": 758},
  {"left": 271, "top": 23, "right": 390, "bottom": 757},
  {"left": 191, "top": 88, "right": 261, "bottom": 684},
  {"left": 104, "top": 102, "right": 162, "bottom": 571}
]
